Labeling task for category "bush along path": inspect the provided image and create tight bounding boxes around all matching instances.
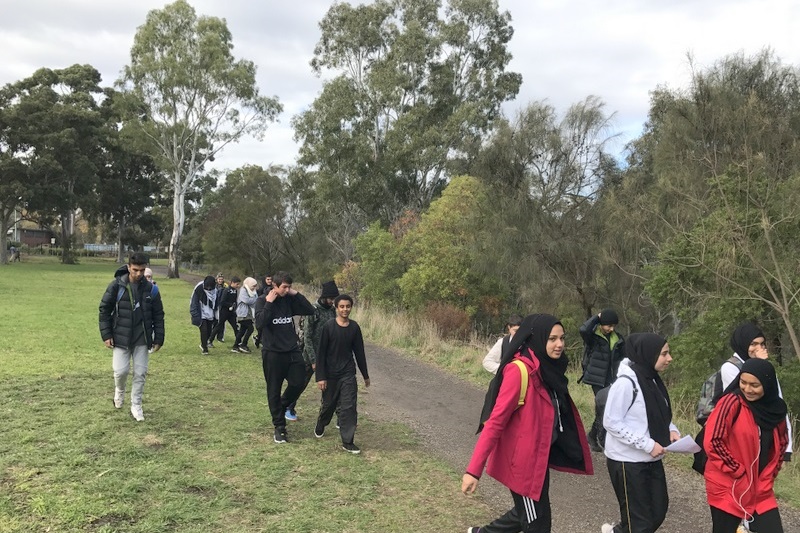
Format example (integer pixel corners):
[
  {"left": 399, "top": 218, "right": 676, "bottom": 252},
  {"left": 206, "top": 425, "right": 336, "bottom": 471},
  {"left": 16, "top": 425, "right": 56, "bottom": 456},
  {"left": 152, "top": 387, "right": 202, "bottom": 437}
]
[{"left": 158, "top": 268, "right": 799, "bottom": 531}]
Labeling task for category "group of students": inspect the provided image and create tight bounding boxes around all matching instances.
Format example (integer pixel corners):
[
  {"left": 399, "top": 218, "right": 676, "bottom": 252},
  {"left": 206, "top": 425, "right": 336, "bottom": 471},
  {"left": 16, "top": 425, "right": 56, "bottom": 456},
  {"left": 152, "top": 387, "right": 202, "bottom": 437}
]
[
  {"left": 467, "top": 312, "right": 792, "bottom": 533},
  {"left": 189, "top": 271, "right": 370, "bottom": 453}
]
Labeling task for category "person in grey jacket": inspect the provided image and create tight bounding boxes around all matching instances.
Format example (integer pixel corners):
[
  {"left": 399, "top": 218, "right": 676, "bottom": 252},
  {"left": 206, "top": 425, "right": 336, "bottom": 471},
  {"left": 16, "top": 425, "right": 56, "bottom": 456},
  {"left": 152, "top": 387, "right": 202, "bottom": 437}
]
[
  {"left": 580, "top": 308, "right": 625, "bottom": 451},
  {"left": 98, "top": 252, "right": 164, "bottom": 422},
  {"left": 232, "top": 277, "right": 258, "bottom": 353}
]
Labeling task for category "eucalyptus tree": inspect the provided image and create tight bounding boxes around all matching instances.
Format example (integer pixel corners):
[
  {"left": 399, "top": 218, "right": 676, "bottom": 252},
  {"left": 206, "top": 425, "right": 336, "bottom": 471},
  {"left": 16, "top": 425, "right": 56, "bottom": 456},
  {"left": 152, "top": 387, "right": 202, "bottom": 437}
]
[
  {"left": 118, "top": 0, "right": 282, "bottom": 277},
  {"left": 293, "top": 0, "right": 521, "bottom": 224}
]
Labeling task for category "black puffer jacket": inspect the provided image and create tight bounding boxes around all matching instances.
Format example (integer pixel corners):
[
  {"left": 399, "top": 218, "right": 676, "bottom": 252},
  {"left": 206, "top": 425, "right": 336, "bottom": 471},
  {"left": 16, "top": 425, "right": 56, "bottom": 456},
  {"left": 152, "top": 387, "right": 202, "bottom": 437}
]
[
  {"left": 99, "top": 266, "right": 165, "bottom": 349},
  {"left": 579, "top": 315, "right": 624, "bottom": 387}
]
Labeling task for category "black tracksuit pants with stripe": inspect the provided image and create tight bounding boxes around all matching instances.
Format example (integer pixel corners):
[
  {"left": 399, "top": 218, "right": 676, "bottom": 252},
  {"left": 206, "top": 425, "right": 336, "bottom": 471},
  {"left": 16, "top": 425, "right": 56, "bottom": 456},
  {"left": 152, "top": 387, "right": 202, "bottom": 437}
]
[
  {"left": 607, "top": 458, "right": 668, "bottom": 533},
  {"left": 479, "top": 471, "right": 551, "bottom": 532}
]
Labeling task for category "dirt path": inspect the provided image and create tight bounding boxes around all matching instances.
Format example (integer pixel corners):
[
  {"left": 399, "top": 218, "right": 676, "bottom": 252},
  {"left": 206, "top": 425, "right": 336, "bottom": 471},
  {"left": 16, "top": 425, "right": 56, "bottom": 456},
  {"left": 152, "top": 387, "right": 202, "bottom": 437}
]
[{"left": 158, "top": 267, "right": 799, "bottom": 532}]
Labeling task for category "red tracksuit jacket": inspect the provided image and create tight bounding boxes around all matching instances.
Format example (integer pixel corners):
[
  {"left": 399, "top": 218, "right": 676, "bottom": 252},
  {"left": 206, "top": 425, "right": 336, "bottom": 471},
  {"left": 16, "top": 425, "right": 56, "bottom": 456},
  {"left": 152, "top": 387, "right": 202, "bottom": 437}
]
[{"left": 704, "top": 393, "right": 789, "bottom": 517}]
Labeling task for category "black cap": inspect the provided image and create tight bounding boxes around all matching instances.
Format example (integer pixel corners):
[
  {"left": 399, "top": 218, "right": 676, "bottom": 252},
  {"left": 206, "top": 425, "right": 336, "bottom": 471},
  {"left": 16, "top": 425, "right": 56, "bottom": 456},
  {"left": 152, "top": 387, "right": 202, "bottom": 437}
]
[
  {"left": 320, "top": 280, "right": 340, "bottom": 299},
  {"left": 599, "top": 309, "right": 619, "bottom": 325}
]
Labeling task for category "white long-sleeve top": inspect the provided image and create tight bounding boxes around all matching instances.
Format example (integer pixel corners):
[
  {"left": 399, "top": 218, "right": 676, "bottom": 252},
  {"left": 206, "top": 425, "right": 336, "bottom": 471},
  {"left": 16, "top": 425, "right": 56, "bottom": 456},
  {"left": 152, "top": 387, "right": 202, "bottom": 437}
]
[
  {"left": 603, "top": 359, "right": 679, "bottom": 463},
  {"left": 720, "top": 353, "right": 793, "bottom": 454},
  {"left": 482, "top": 337, "right": 504, "bottom": 374}
]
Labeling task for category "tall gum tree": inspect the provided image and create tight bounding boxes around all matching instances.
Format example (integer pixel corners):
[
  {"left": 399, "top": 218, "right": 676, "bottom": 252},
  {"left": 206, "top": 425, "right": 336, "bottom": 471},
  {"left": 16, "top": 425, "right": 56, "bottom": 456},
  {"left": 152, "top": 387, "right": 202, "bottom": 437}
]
[
  {"left": 118, "top": 0, "right": 282, "bottom": 277},
  {"left": 293, "top": 0, "right": 521, "bottom": 224}
]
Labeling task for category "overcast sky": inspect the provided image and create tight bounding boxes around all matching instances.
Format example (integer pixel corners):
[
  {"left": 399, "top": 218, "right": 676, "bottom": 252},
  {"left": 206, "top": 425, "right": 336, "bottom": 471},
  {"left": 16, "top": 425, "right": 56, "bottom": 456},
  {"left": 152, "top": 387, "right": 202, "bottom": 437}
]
[{"left": 1, "top": 0, "right": 798, "bottom": 173}]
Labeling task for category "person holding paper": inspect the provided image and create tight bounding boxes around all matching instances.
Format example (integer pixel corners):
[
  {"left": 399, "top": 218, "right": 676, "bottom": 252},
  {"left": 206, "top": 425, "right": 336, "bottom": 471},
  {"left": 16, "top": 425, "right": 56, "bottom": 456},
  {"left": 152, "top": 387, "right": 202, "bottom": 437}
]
[
  {"left": 704, "top": 358, "right": 789, "bottom": 533},
  {"left": 600, "top": 333, "right": 681, "bottom": 533}
]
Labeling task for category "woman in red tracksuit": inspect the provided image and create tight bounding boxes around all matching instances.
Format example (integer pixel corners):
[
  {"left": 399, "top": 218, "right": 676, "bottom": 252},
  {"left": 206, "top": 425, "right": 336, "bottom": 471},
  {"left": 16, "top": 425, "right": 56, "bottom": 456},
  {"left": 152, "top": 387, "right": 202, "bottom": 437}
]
[
  {"left": 704, "top": 358, "right": 789, "bottom": 533},
  {"left": 462, "top": 314, "right": 594, "bottom": 533}
]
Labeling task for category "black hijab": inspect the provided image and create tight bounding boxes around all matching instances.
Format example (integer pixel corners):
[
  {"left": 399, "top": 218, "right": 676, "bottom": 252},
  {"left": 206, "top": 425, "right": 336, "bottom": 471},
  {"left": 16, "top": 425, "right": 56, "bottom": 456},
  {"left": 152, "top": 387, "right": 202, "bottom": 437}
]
[
  {"left": 626, "top": 333, "right": 672, "bottom": 447},
  {"left": 477, "top": 314, "right": 566, "bottom": 431},
  {"left": 723, "top": 358, "right": 787, "bottom": 431},
  {"left": 730, "top": 322, "right": 764, "bottom": 361}
]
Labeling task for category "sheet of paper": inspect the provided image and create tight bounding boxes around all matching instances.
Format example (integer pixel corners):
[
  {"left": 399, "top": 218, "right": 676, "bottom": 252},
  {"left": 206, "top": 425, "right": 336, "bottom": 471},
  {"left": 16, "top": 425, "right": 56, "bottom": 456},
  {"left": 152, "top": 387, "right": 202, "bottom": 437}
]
[{"left": 665, "top": 435, "right": 701, "bottom": 454}]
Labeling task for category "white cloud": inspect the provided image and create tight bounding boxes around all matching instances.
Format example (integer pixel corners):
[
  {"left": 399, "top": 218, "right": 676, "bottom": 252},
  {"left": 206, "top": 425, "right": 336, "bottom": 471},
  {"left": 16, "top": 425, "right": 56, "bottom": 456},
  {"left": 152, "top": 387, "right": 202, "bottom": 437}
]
[{"left": 1, "top": 0, "right": 798, "bottom": 172}]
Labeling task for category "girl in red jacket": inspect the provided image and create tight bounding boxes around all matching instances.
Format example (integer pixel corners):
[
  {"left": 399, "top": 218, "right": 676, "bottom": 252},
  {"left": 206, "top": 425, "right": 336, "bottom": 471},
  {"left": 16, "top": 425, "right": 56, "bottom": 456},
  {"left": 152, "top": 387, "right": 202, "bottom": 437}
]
[
  {"left": 704, "top": 358, "right": 789, "bottom": 533},
  {"left": 462, "top": 314, "right": 593, "bottom": 533}
]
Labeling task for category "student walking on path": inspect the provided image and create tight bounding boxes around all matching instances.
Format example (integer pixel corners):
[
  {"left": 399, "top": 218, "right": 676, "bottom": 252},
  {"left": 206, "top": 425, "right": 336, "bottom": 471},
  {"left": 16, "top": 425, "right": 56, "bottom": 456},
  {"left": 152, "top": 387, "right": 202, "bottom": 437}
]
[
  {"left": 232, "top": 277, "right": 258, "bottom": 353},
  {"left": 580, "top": 309, "right": 625, "bottom": 452},
  {"left": 482, "top": 314, "right": 523, "bottom": 375},
  {"left": 190, "top": 276, "right": 219, "bottom": 355},
  {"left": 718, "top": 322, "right": 793, "bottom": 461},
  {"left": 98, "top": 253, "right": 164, "bottom": 422},
  {"left": 254, "top": 271, "right": 315, "bottom": 443},
  {"left": 462, "top": 314, "right": 593, "bottom": 533},
  {"left": 704, "top": 358, "right": 789, "bottom": 533},
  {"left": 313, "top": 294, "right": 370, "bottom": 454},
  {"left": 601, "top": 333, "right": 681, "bottom": 533}
]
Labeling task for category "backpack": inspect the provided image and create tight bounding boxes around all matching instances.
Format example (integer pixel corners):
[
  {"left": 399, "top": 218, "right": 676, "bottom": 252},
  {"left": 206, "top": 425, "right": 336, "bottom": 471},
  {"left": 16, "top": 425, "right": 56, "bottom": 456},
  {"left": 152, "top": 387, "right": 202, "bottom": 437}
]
[
  {"left": 476, "top": 358, "right": 529, "bottom": 433},
  {"left": 116, "top": 283, "right": 159, "bottom": 303},
  {"left": 695, "top": 356, "right": 742, "bottom": 425},
  {"left": 594, "top": 374, "right": 638, "bottom": 446}
]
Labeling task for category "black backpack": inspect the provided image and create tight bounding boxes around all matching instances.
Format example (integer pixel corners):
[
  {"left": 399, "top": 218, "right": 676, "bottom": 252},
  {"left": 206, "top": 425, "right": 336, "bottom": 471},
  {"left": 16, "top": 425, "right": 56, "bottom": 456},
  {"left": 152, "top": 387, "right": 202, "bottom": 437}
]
[
  {"left": 594, "top": 375, "right": 638, "bottom": 446},
  {"left": 695, "top": 356, "right": 742, "bottom": 425}
]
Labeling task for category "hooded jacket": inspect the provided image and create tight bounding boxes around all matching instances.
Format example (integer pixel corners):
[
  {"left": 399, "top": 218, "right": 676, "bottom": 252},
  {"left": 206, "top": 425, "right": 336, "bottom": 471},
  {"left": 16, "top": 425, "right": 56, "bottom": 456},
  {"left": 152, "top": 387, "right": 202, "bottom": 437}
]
[
  {"left": 99, "top": 265, "right": 165, "bottom": 349},
  {"left": 579, "top": 314, "right": 625, "bottom": 387},
  {"left": 254, "top": 291, "right": 315, "bottom": 353},
  {"left": 467, "top": 350, "right": 593, "bottom": 500},
  {"left": 704, "top": 393, "right": 788, "bottom": 517}
]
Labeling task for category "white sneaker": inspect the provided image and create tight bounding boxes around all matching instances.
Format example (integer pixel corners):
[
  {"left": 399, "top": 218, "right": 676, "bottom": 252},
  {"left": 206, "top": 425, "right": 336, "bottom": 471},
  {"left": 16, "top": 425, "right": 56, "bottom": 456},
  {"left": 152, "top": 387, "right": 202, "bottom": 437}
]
[
  {"left": 113, "top": 389, "right": 124, "bottom": 409},
  {"left": 601, "top": 524, "right": 616, "bottom": 533},
  {"left": 131, "top": 404, "right": 144, "bottom": 422}
]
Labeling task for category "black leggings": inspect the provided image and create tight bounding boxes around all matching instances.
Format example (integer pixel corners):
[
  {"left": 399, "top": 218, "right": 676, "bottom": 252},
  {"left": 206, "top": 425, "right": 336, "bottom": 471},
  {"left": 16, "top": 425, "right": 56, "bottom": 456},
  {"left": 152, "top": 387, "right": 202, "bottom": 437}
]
[{"left": 710, "top": 505, "right": 783, "bottom": 533}]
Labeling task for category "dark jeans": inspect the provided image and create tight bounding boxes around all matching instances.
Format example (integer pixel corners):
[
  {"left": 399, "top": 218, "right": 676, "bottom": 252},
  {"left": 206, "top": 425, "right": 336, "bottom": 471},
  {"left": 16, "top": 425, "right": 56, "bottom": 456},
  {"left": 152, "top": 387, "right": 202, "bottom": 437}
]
[
  {"left": 316, "top": 373, "right": 358, "bottom": 445},
  {"left": 262, "top": 349, "right": 307, "bottom": 428},
  {"left": 210, "top": 307, "right": 238, "bottom": 341},
  {"left": 607, "top": 458, "right": 668, "bottom": 533},
  {"left": 589, "top": 384, "right": 604, "bottom": 445},
  {"left": 234, "top": 319, "right": 254, "bottom": 348},
  {"left": 710, "top": 505, "right": 783, "bottom": 533},
  {"left": 199, "top": 319, "right": 213, "bottom": 350},
  {"left": 479, "top": 472, "right": 551, "bottom": 532}
]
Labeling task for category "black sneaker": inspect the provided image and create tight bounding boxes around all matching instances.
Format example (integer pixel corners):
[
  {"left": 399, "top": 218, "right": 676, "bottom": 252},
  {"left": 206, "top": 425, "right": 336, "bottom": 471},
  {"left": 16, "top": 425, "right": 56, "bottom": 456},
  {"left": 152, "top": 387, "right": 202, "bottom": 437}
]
[
  {"left": 200, "top": 345, "right": 209, "bottom": 355},
  {"left": 208, "top": 341, "right": 214, "bottom": 349},
  {"left": 231, "top": 345, "right": 241, "bottom": 353},
  {"left": 274, "top": 427, "right": 288, "bottom": 444},
  {"left": 467, "top": 528, "right": 481, "bottom": 533},
  {"left": 238, "top": 346, "right": 251, "bottom": 354},
  {"left": 314, "top": 423, "right": 325, "bottom": 438},
  {"left": 341, "top": 442, "right": 360, "bottom": 454}
]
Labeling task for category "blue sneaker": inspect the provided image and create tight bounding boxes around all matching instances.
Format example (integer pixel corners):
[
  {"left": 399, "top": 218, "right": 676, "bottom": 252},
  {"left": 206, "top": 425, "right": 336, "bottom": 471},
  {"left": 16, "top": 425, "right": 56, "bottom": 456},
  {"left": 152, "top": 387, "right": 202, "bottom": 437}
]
[{"left": 285, "top": 408, "right": 298, "bottom": 422}]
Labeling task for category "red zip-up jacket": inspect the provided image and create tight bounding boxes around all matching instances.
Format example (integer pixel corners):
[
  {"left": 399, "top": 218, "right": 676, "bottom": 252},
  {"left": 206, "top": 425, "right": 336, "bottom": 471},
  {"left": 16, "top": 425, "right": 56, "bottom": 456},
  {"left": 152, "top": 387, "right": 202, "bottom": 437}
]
[
  {"left": 467, "top": 350, "right": 593, "bottom": 500},
  {"left": 704, "top": 393, "right": 789, "bottom": 517}
]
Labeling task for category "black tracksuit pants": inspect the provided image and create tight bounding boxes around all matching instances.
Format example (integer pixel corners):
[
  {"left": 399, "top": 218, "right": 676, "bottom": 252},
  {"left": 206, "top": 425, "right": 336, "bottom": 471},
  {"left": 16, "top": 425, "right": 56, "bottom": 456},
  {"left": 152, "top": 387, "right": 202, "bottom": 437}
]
[
  {"left": 479, "top": 471, "right": 551, "bottom": 532},
  {"left": 316, "top": 373, "right": 358, "bottom": 445},
  {"left": 710, "top": 505, "right": 783, "bottom": 533},
  {"left": 262, "top": 349, "right": 306, "bottom": 428},
  {"left": 607, "top": 458, "right": 668, "bottom": 533},
  {"left": 210, "top": 307, "right": 238, "bottom": 341}
]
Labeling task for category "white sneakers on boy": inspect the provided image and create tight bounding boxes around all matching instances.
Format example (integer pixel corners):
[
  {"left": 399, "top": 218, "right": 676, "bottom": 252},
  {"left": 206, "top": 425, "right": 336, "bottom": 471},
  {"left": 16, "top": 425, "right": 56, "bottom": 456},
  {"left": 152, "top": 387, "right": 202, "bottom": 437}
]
[
  {"left": 113, "top": 389, "right": 125, "bottom": 409},
  {"left": 131, "top": 404, "right": 144, "bottom": 422}
]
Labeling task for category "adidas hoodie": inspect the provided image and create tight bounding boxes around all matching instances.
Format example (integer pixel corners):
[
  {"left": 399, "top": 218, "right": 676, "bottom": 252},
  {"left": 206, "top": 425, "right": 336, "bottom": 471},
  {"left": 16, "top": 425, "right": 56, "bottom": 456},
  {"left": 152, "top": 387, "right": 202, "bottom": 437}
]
[{"left": 254, "top": 292, "right": 315, "bottom": 353}]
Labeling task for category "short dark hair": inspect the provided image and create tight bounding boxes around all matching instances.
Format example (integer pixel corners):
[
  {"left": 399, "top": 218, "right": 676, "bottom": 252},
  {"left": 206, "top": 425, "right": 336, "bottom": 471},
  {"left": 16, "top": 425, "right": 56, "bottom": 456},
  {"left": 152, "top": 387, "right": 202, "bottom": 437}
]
[
  {"left": 230, "top": 276, "right": 242, "bottom": 283},
  {"left": 506, "top": 314, "right": 523, "bottom": 328},
  {"left": 128, "top": 252, "right": 150, "bottom": 266},
  {"left": 334, "top": 294, "right": 353, "bottom": 307},
  {"left": 272, "top": 271, "right": 292, "bottom": 287}
]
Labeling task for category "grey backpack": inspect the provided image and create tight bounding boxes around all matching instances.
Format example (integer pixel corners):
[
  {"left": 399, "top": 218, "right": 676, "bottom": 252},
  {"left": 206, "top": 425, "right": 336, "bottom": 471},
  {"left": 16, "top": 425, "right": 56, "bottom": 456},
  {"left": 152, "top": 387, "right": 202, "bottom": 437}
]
[{"left": 695, "top": 356, "right": 742, "bottom": 425}]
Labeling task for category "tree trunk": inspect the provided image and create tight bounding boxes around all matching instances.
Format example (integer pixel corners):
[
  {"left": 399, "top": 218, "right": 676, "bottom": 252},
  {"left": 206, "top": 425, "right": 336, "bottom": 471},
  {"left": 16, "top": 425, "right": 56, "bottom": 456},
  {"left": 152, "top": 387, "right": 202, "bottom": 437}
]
[
  {"left": 116, "top": 217, "right": 125, "bottom": 263},
  {"left": 778, "top": 311, "right": 800, "bottom": 363},
  {"left": 167, "top": 177, "right": 185, "bottom": 278},
  {"left": 0, "top": 206, "right": 10, "bottom": 265},
  {"left": 60, "top": 210, "right": 76, "bottom": 265}
]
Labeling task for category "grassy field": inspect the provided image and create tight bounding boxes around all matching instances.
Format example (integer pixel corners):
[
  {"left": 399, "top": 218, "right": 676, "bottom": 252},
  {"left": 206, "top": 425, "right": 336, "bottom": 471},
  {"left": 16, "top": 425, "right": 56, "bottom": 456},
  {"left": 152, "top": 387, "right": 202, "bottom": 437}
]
[
  {"left": 353, "top": 304, "right": 800, "bottom": 508},
  {"left": 0, "top": 257, "right": 491, "bottom": 532}
]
